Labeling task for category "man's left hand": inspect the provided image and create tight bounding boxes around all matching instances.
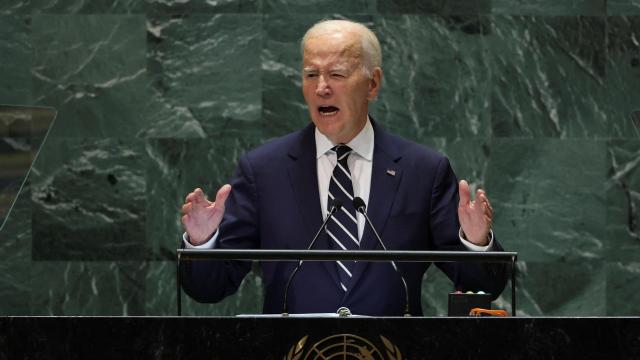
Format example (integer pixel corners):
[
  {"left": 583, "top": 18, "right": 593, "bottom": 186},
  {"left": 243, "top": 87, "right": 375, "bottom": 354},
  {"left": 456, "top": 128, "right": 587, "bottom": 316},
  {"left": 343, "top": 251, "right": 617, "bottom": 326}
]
[{"left": 458, "top": 179, "right": 493, "bottom": 246}]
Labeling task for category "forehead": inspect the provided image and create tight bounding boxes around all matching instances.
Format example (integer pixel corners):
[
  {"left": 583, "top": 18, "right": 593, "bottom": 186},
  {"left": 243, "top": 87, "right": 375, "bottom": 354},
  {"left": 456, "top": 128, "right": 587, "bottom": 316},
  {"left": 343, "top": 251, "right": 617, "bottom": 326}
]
[{"left": 303, "top": 31, "right": 363, "bottom": 66}]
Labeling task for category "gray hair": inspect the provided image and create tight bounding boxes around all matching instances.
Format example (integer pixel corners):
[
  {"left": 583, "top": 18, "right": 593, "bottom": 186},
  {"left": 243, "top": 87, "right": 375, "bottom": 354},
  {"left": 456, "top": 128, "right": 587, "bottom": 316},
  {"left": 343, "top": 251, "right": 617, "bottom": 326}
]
[{"left": 300, "top": 19, "right": 382, "bottom": 78}]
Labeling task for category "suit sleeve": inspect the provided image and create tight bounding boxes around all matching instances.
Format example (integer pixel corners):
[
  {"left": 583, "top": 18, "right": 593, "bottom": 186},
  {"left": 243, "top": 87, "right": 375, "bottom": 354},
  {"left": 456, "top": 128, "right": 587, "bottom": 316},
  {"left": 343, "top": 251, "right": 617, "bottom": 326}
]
[
  {"left": 180, "top": 154, "right": 259, "bottom": 303},
  {"left": 429, "top": 156, "right": 508, "bottom": 300}
]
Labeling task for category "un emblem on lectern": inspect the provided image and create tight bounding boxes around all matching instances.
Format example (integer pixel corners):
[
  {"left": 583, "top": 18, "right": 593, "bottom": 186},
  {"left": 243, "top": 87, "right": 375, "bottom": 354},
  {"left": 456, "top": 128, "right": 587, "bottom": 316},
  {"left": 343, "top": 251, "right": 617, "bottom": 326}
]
[{"left": 284, "top": 334, "right": 402, "bottom": 360}]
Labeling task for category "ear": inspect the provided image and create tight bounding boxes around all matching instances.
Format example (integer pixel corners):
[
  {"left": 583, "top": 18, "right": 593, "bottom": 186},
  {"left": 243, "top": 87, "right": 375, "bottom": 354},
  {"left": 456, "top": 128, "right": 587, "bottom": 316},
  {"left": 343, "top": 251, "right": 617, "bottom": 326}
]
[{"left": 367, "top": 67, "right": 383, "bottom": 101}]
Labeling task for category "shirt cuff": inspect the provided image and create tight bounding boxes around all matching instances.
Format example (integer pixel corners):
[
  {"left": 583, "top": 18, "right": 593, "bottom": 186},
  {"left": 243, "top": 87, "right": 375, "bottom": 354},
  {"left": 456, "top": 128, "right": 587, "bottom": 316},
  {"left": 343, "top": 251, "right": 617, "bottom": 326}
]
[
  {"left": 459, "top": 228, "right": 494, "bottom": 252},
  {"left": 182, "top": 230, "right": 219, "bottom": 249}
]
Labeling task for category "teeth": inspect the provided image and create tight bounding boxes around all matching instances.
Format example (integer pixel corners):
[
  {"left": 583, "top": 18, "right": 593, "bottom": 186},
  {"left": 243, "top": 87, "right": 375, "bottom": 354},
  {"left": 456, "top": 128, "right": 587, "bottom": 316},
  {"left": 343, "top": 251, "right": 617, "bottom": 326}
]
[
  {"left": 320, "top": 110, "right": 338, "bottom": 116},
  {"left": 319, "top": 106, "right": 339, "bottom": 116}
]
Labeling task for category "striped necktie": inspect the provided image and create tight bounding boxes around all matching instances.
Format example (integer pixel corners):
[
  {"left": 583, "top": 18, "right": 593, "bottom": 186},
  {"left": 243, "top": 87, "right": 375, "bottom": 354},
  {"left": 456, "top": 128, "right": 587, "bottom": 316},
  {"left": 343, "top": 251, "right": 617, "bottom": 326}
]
[{"left": 325, "top": 144, "right": 359, "bottom": 292}]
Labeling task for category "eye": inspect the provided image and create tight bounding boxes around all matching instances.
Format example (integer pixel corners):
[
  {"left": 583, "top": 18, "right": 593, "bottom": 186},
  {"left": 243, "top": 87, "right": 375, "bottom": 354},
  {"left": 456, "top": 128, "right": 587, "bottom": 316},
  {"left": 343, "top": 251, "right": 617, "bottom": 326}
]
[
  {"left": 331, "top": 73, "right": 346, "bottom": 79},
  {"left": 304, "top": 72, "right": 318, "bottom": 79}
]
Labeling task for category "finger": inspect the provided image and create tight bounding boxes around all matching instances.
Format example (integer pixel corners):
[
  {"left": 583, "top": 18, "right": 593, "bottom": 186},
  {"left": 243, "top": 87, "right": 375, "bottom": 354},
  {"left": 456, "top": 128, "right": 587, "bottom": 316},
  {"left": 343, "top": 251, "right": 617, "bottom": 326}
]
[
  {"left": 483, "top": 203, "right": 493, "bottom": 219},
  {"left": 185, "top": 188, "right": 205, "bottom": 203},
  {"left": 476, "top": 192, "right": 486, "bottom": 205},
  {"left": 477, "top": 191, "right": 493, "bottom": 211},
  {"left": 181, "top": 202, "right": 192, "bottom": 214},
  {"left": 475, "top": 189, "right": 487, "bottom": 202},
  {"left": 484, "top": 202, "right": 493, "bottom": 217},
  {"left": 193, "top": 188, "right": 208, "bottom": 203},
  {"left": 213, "top": 184, "right": 232, "bottom": 209},
  {"left": 458, "top": 180, "right": 471, "bottom": 206}
]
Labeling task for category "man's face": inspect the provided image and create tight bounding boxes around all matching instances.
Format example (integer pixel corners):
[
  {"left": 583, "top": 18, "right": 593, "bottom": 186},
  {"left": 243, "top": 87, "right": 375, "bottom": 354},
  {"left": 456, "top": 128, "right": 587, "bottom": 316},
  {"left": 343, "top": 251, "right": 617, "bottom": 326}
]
[{"left": 302, "top": 31, "right": 381, "bottom": 144}]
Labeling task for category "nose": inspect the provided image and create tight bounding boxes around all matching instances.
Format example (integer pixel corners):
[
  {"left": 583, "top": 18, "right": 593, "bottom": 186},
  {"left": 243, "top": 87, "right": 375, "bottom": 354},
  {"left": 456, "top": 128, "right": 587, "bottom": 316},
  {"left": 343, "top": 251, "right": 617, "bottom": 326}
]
[{"left": 315, "top": 75, "right": 331, "bottom": 97}]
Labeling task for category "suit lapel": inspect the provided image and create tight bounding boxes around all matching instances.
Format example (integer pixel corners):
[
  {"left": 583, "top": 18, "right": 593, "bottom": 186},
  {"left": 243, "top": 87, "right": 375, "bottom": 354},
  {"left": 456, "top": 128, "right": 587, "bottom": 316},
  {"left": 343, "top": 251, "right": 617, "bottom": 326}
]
[
  {"left": 346, "top": 124, "right": 403, "bottom": 296},
  {"left": 286, "top": 124, "right": 341, "bottom": 286}
]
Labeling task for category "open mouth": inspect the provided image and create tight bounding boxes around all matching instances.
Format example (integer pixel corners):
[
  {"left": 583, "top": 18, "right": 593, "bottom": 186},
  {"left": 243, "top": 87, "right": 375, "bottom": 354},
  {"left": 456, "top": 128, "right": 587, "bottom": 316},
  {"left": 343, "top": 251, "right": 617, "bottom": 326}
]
[{"left": 318, "top": 106, "right": 339, "bottom": 117}]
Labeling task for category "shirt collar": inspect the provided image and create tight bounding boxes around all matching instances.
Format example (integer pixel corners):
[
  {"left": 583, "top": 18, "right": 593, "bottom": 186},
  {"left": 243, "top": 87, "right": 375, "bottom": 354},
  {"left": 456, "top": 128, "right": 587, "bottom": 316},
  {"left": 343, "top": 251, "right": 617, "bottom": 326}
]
[{"left": 315, "top": 118, "right": 374, "bottom": 161}]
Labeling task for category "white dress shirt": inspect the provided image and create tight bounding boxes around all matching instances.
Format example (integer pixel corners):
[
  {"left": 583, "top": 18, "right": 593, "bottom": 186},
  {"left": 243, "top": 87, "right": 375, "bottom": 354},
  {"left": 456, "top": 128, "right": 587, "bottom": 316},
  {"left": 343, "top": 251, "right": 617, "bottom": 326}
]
[
  {"left": 184, "top": 119, "right": 493, "bottom": 250},
  {"left": 315, "top": 119, "right": 374, "bottom": 240}
]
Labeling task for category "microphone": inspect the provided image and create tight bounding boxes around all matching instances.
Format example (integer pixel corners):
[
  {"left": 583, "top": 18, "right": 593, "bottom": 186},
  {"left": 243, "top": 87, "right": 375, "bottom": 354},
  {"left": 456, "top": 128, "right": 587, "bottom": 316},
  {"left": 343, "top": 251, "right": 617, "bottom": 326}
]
[
  {"left": 353, "top": 197, "right": 411, "bottom": 317},
  {"left": 282, "top": 198, "right": 342, "bottom": 315}
]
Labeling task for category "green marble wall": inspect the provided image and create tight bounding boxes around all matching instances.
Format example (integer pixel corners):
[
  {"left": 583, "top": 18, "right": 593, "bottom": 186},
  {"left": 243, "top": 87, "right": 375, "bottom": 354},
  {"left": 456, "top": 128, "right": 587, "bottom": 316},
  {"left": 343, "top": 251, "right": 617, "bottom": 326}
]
[{"left": 0, "top": 0, "right": 638, "bottom": 316}]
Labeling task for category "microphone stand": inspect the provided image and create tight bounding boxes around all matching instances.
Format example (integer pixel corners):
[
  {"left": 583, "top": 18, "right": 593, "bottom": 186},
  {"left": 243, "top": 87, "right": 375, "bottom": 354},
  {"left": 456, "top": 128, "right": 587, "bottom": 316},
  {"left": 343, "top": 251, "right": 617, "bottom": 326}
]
[
  {"left": 282, "top": 200, "right": 342, "bottom": 316},
  {"left": 354, "top": 197, "right": 411, "bottom": 317}
]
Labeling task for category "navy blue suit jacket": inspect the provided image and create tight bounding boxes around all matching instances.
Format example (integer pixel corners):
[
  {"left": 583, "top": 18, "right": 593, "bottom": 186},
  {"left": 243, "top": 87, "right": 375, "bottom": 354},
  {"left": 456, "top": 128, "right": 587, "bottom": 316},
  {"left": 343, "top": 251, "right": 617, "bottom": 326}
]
[{"left": 181, "top": 122, "right": 507, "bottom": 316}]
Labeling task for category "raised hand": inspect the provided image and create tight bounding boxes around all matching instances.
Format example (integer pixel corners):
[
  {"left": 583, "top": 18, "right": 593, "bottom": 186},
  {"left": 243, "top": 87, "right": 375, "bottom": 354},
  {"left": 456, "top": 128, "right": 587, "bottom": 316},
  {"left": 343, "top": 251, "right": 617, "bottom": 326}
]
[
  {"left": 181, "top": 184, "right": 232, "bottom": 245},
  {"left": 457, "top": 180, "right": 493, "bottom": 246}
]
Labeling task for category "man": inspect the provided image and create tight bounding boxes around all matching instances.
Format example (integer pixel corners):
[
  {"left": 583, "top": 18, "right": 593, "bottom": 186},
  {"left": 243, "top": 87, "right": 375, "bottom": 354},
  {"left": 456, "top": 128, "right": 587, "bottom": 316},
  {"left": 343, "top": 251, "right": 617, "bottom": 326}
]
[{"left": 180, "top": 20, "right": 506, "bottom": 316}]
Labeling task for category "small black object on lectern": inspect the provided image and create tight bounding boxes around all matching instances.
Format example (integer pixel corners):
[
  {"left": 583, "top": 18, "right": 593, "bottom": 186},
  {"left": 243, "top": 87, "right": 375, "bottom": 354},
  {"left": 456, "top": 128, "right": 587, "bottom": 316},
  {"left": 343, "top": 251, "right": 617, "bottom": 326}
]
[{"left": 448, "top": 292, "right": 493, "bottom": 316}]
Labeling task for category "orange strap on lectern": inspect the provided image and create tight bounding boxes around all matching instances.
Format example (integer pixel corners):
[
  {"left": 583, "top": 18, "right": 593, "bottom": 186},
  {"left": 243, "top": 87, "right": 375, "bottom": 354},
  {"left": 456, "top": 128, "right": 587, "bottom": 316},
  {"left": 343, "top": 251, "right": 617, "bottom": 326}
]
[{"left": 469, "top": 308, "right": 510, "bottom": 317}]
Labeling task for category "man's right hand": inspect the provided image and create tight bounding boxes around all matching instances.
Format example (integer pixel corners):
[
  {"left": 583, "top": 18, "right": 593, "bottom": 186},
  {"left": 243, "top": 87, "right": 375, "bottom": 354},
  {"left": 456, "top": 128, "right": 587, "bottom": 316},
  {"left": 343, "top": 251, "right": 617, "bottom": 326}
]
[{"left": 181, "top": 184, "right": 232, "bottom": 246}]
